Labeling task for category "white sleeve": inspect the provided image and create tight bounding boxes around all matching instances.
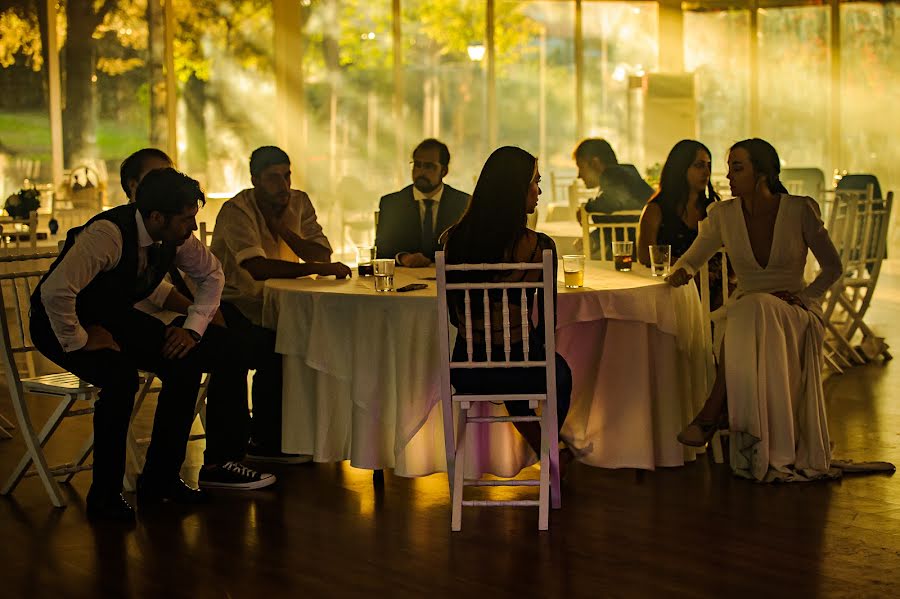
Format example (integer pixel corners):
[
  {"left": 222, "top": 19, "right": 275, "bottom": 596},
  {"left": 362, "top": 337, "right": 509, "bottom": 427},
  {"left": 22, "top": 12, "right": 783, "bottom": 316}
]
[
  {"left": 40, "top": 221, "right": 122, "bottom": 352},
  {"left": 671, "top": 202, "right": 725, "bottom": 275},
  {"left": 145, "top": 278, "right": 175, "bottom": 308},
  {"left": 174, "top": 236, "right": 224, "bottom": 337}
]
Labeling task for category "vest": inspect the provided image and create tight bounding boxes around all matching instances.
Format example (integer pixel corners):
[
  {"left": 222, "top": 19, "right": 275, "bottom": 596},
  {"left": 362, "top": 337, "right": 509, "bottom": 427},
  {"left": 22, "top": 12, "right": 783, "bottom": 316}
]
[{"left": 31, "top": 204, "right": 178, "bottom": 326}]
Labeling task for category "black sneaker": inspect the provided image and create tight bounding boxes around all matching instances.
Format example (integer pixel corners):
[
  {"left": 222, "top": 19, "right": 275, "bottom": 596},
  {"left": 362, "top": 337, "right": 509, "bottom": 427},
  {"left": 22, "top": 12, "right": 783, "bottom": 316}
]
[
  {"left": 198, "top": 462, "right": 277, "bottom": 490},
  {"left": 246, "top": 443, "right": 312, "bottom": 465}
]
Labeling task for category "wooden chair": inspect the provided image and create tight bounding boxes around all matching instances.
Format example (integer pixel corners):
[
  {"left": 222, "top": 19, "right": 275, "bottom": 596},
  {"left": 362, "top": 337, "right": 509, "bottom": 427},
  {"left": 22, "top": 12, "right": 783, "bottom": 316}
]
[
  {"left": 581, "top": 209, "right": 641, "bottom": 261},
  {"left": 823, "top": 187, "right": 893, "bottom": 364},
  {"left": 698, "top": 247, "right": 731, "bottom": 463},
  {"left": 0, "top": 258, "right": 97, "bottom": 507},
  {"left": 199, "top": 222, "right": 214, "bottom": 247},
  {"left": 0, "top": 210, "right": 40, "bottom": 252},
  {"left": 436, "top": 249, "right": 560, "bottom": 531}
]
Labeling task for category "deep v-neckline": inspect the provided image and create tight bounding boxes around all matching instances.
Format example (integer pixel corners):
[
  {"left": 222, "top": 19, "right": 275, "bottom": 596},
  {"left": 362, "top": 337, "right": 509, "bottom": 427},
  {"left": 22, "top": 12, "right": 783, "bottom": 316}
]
[{"left": 739, "top": 195, "right": 784, "bottom": 271}]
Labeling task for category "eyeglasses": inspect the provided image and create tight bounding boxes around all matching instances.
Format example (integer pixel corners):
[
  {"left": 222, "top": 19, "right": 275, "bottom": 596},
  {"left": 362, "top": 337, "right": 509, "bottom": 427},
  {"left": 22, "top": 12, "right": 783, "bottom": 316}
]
[{"left": 410, "top": 160, "right": 441, "bottom": 171}]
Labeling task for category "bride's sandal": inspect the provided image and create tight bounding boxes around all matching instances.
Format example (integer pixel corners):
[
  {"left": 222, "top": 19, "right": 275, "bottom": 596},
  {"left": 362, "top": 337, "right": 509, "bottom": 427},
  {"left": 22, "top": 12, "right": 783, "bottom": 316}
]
[{"left": 677, "top": 416, "right": 719, "bottom": 447}]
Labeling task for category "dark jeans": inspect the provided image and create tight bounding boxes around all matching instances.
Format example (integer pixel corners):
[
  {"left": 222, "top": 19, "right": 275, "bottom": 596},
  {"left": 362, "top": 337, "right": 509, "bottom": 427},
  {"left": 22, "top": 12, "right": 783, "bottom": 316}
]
[
  {"left": 202, "top": 302, "right": 282, "bottom": 463},
  {"left": 29, "top": 304, "right": 261, "bottom": 495},
  {"left": 450, "top": 339, "right": 572, "bottom": 429}
]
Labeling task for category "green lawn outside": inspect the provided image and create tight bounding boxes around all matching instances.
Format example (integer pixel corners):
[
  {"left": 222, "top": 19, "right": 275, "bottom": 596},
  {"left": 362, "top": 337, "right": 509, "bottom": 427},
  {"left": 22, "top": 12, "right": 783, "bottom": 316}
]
[{"left": 0, "top": 111, "right": 149, "bottom": 163}]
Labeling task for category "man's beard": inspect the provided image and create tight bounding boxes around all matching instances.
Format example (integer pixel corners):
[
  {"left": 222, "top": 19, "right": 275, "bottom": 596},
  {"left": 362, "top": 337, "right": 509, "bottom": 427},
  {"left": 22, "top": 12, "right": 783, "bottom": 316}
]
[{"left": 414, "top": 177, "right": 439, "bottom": 194}]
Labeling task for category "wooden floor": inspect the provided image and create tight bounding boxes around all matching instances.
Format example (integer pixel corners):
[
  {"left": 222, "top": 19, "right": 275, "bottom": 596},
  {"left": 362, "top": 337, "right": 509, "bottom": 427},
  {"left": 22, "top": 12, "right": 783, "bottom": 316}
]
[{"left": 2, "top": 273, "right": 900, "bottom": 598}]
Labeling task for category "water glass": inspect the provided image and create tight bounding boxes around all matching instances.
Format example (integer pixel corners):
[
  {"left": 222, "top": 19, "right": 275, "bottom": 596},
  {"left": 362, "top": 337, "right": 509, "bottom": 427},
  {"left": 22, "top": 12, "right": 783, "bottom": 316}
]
[
  {"left": 356, "top": 245, "right": 376, "bottom": 277},
  {"left": 648, "top": 244, "right": 671, "bottom": 277},
  {"left": 562, "top": 254, "right": 585, "bottom": 288},
  {"left": 612, "top": 241, "right": 634, "bottom": 272},
  {"left": 373, "top": 258, "right": 395, "bottom": 292}
]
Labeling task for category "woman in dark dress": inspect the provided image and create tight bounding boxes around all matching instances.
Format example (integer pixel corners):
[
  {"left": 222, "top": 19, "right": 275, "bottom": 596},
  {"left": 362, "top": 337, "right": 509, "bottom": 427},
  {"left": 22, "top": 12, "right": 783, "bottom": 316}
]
[
  {"left": 442, "top": 146, "right": 572, "bottom": 460},
  {"left": 638, "top": 139, "right": 728, "bottom": 308}
]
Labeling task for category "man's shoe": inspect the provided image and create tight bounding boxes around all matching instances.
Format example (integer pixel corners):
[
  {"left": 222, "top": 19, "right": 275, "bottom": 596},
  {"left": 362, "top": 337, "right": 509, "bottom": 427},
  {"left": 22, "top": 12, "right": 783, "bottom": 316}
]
[
  {"left": 199, "top": 462, "right": 277, "bottom": 490},
  {"left": 136, "top": 476, "right": 209, "bottom": 505},
  {"left": 246, "top": 443, "right": 312, "bottom": 465},
  {"left": 86, "top": 489, "right": 136, "bottom": 525}
]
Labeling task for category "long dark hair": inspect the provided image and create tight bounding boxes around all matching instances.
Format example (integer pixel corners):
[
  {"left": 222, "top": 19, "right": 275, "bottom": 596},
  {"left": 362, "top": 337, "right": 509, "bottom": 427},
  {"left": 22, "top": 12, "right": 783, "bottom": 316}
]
[
  {"left": 445, "top": 146, "right": 536, "bottom": 265},
  {"left": 729, "top": 138, "right": 789, "bottom": 194},
  {"left": 649, "top": 139, "right": 720, "bottom": 225}
]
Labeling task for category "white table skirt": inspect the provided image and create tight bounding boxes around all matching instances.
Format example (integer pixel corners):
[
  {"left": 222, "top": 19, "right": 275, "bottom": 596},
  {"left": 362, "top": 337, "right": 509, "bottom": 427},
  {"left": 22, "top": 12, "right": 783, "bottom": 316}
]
[{"left": 263, "top": 263, "right": 714, "bottom": 477}]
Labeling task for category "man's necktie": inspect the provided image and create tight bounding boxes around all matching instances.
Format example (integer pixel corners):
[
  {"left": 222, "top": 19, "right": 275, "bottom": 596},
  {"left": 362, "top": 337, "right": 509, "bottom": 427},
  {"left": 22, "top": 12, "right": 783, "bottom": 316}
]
[
  {"left": 138, "top": 243, "right": 162, "bottom": 291},
  {"left": 421, "top": 199, "right": 434, "bottom": 259}
]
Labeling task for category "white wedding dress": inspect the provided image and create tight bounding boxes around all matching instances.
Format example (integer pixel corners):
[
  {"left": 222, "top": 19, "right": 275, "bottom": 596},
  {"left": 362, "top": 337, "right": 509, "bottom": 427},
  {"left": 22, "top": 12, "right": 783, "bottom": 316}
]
[{"left": 673, "top": 195, "right": 843, "bottom": 481}]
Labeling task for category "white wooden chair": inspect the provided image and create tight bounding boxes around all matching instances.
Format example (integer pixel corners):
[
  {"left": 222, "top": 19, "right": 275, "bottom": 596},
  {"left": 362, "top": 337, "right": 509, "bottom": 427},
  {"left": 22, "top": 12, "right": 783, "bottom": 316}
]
[
  {"left": 0, "top": 210, "right": 40, "bottom": 252},
  {"left": 823, "top": 187, "right": 893, "bottom": 364},
  {"left": 698, "top": 247, "right": 731, "bottom": 463},
  {"left": 199, "top": 222, "right": 214, "bottom": 247},
  {"left": 581, "top": 209, "right": 641, "bottom": 261},
  {"left": 436, "top": 249, "right": 560, "bottom": 531},
  {"left": 0, "top": 261, "right": 97, "bottom": 507}
]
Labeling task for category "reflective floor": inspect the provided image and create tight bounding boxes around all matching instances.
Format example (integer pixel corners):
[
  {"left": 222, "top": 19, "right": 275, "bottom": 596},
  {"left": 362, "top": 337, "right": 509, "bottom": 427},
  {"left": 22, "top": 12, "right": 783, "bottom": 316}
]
[{"left": 1, "top": 270, "right": 899, "bottom": 598}]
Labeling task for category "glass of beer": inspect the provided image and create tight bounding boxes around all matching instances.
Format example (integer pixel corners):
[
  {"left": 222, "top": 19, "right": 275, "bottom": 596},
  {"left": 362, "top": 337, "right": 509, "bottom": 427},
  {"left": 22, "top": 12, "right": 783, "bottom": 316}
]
[
  {"left": 612, "top": 241, "right": 634, "bottom": 272},
  {"left": 649, "top": 244, "right": 671, "bottom": 277},
  {"left": 373, "top": 258, "right": 395, "bottom": 292},
  {"left": 562, "top": 254, "right": 585, "bottom": 288},
  {"left": 356, "top": 245, "right": 376, "bottom": 277}
]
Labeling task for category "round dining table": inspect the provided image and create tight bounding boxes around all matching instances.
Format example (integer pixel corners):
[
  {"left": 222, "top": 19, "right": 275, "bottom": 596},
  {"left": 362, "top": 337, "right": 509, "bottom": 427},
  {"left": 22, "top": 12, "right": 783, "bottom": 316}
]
[{"left": 262, "top": 261, "right": 714, "bottom": 477}]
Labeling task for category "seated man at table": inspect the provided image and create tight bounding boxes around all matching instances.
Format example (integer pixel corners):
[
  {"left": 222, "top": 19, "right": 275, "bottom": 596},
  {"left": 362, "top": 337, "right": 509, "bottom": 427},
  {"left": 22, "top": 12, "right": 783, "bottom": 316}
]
[
  {"left": 375, "top": 138, "right": 469, "bottom": 267},
  {"left": 120, "top": 148, "right": 287, "bottom": 484},
  {"left": 211, "top": 145, "right": 351, "bottom": 460},
  {"left": 574, "top": 138, "right": 654, "bottom": 258}
]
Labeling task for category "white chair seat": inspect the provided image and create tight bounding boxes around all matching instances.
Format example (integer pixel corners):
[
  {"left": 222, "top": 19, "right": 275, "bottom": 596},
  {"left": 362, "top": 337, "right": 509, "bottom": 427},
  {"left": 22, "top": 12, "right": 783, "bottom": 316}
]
[{"left": 22, "top": 372, "right": 96, "bottom": 396}]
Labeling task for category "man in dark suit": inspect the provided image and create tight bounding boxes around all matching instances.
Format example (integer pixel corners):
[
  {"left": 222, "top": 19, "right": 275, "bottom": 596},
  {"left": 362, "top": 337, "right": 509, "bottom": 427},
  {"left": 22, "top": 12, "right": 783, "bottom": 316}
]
[
  {"left": 574, "top": 138, "right": 654, "bottom": 258},
  {"left": 375, "top": 139, "right": 469, "bottom": 267}
]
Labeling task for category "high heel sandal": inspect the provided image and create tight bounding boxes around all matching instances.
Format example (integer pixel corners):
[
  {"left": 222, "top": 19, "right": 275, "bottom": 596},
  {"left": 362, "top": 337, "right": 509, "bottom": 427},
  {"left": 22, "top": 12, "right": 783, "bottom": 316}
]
[{"left": 677, "top": 416, "right": 719, "bottom": 447}]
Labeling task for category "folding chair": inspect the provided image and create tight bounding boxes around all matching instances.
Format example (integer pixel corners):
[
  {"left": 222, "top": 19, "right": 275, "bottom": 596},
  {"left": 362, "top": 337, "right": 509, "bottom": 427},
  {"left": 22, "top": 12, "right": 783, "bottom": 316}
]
[
  {"left": 0, "top": 261, "right": 97, "bottom": 507},
  {"left": 436, "top": 249, "right": 560, "bottom": 531},
  {"left": 0, "top": 210, "right": 40, "bottom": 252},
  {"left": 581, "top": 209, "right": 641, "bottom": 262},
  {"left": 823, "top": 188, "right": 893, "bottom": 364}
]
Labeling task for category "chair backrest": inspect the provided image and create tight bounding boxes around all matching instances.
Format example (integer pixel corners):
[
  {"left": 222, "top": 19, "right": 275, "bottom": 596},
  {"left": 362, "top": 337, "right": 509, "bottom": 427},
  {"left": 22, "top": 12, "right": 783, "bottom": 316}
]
[
  {"left": 581, "top": 209, "right": 641, "bottom": 261},
  {"left": 0, "top": 254, "right": 56, "bottom": 387},
  {"left": 199, "top": 222, "right": 213, "bottom": 246},
  {"left": 0, "top": 211, "right": 39, "bottom": 252},
  {"left": 782, "top": 167, "right": 826, "bottom": 200},
  {"left": 436, "top": 249, "right": 556, "bottom": 374},
  {"left": 837, "top": 173, "right": 882, "bottom": 200}
]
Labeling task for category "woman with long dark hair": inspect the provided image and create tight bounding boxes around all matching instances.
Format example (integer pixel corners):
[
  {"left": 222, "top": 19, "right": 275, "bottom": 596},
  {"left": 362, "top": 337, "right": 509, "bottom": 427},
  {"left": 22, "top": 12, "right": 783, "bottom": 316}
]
[
  {"left": 667, "top": 138, "right": 842, "bottom": 481},
  {"left": 443, "top": 146, "right": 572, "bottom": 461},
  {"left": 638, "top": 139, "right": 720, "bottom": 265}
]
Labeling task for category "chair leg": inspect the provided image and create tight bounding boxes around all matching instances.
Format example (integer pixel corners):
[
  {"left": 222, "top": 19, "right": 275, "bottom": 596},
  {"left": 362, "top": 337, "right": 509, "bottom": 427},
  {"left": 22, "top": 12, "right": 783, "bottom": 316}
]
[
  {"left": 710, "top": 432, "right": 725, "bottom": 464},
  {"left": 451, "top": 406, "right": 468, "bottom": 532},
  {"left": 538, "top": 421, "right": 550, "bottom": 531},
  {"left": 440, "top": 396, "right": 456, "bottom": 498},
  {"left": 1, "top": 412, "right": 16, "bottom": 431},
  {"left": 2, "top": 395, "right": 75, "bottom": 507},
  {"left": 63, "top": 432, "right": 94, "bottom": 483}
]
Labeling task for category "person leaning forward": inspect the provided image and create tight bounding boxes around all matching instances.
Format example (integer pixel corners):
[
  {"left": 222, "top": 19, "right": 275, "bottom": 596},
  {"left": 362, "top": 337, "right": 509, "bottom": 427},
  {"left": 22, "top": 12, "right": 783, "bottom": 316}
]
[
  {"left": 30, "top": 168, "right": 273, "bottom": 524},
  {"left": 375, "top": 138, "right": 469, "bottom": 267}
]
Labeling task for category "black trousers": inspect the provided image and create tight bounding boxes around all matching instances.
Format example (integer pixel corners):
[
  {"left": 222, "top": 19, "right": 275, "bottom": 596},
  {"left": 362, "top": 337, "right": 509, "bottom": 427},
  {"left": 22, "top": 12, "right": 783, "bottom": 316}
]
[
  {"left": 202, "top": 302, "right": 283, "bottom": 463},
  {"left": 30, "top": 305, "right": 266, "bottom": 494}
]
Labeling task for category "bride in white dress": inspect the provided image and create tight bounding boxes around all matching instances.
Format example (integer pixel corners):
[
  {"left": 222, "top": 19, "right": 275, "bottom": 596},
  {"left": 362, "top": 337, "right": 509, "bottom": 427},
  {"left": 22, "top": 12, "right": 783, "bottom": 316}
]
[{"left": 667, "top": 138, "right": 842, "bottom": 482}]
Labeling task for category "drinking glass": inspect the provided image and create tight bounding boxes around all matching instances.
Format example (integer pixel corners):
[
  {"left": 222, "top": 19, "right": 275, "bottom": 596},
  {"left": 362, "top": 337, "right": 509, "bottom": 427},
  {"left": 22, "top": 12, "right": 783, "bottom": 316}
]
[
  {"left": 356, "top": 245, "right": 376, "bottom": 277},
  {"left": 612, "top": 241, "right": 634, "bottom": 272},
  {"left": 562, "top": 254, "right": 585, "bottom": 288},
  {"left": 373, "top": 258, "right": 395, "bottom": 292},
  {"left": 648, "top": 244, "right": 671, "bottom": 277}
]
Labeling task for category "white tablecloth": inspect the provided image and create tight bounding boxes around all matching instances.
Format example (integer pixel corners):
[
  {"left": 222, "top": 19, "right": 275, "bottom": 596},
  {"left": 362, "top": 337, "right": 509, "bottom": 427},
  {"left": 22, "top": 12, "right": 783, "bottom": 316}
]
[{"left": 262, "top": 263, "right": 714, "bottom": 477}]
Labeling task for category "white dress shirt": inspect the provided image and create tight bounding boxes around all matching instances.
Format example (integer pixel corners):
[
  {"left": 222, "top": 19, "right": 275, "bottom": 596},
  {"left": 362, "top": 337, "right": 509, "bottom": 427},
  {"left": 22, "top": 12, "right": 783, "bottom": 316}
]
[
  {"left": 211, "top": 188, "right": 331, "bottom": 325},
  {"left": 412, "top": 183, "right": 444, "bottom": 230},
  {"left": 41, "top": 210, "right": 224, "bottom": 352}
]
